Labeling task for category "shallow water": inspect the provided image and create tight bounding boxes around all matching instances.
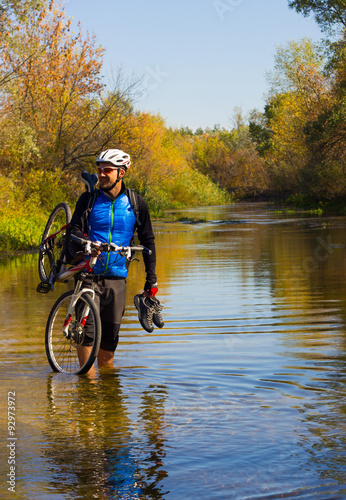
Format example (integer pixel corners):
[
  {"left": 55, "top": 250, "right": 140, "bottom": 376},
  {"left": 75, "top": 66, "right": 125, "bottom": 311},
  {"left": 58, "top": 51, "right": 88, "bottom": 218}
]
[{"left": 1, "top": 202, "right": 346, "bottom": 499}]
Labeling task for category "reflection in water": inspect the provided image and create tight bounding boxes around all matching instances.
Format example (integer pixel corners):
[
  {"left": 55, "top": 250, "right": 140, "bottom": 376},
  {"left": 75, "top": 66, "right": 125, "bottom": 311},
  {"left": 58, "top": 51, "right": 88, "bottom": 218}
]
[
  {"left": 137, "top": 387, "right": 168, "bottom": 493},
  {"left": 44, "top": 370, "right": 168, "bottom": 499},
  {"left": 1, "top": 203, "right": 346, "bottom": 498}
]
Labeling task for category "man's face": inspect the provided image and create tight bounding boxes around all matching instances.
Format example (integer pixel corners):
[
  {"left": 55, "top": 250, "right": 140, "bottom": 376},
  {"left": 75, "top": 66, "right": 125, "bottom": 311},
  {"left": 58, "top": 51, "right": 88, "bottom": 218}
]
[{"left": 97, "top": 162, "right": 120, "bottom": 190}]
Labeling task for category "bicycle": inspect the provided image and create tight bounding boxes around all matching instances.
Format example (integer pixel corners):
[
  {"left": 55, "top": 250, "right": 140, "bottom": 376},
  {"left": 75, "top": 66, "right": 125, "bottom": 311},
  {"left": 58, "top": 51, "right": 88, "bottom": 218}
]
[{"left": 37, "top": 204, "right": 150, "bottom": 375}]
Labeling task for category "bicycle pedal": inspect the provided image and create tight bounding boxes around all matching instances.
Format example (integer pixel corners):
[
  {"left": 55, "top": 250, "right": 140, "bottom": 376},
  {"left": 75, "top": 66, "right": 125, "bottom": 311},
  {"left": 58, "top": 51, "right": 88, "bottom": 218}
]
[{"left": 36, "top": 282, "right": 52, "bottom": 294}]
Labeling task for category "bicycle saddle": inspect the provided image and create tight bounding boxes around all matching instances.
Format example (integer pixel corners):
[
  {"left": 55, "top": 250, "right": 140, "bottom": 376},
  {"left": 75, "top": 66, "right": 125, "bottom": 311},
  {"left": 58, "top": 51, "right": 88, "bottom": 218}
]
[{"left": 81, "top": 170, "right": 98, "bottom": 193}]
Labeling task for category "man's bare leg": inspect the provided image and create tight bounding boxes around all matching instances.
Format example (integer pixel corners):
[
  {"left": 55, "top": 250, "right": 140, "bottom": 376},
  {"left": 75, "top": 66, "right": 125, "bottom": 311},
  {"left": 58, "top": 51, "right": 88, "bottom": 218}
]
[
  {"left": 77, "top": 345, "right": 92, "bottom": 365},
  {"left": 77, "top": 345, "right": 96, "bottom": 376},
  {"left": 77, "top": 345, "right": 114, "bottom": 370},
  {"left": 97, "top": 348, "right": 114, "bottom": 367}
]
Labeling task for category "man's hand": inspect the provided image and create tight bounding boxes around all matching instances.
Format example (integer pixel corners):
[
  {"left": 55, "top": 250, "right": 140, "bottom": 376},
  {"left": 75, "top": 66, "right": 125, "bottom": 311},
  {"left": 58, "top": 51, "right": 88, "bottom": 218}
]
[
  {"left": 144, "top": 282, "right": 158, "bottom": 297},
  {"left": 91, "top": 248, "right": 101, "bottom": 257},
  {"left": 84, "top": 240, "right": 101, "bottom": 257}
]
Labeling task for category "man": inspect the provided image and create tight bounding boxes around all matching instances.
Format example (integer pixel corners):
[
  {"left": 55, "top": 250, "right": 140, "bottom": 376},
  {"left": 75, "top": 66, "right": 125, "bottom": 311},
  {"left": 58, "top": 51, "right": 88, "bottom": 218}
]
[{"left": 68, "top": 149, "right": 163, "bottom": 368}]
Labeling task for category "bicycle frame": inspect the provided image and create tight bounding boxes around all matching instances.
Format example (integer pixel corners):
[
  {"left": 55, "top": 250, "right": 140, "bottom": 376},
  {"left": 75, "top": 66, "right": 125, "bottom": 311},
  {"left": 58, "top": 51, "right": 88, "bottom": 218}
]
[
  {"left": 55, "top": 255, "right": 95, "bottom": 283},
  {"left": 40, "top": 223, "right": 70, "bottom": 248}
]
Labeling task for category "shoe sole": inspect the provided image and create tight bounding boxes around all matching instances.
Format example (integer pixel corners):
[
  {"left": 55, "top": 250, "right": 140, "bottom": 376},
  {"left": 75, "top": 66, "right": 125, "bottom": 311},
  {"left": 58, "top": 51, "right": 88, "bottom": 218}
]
[{"left": 153, "top": 315, "right": 164, "bottom": 328}]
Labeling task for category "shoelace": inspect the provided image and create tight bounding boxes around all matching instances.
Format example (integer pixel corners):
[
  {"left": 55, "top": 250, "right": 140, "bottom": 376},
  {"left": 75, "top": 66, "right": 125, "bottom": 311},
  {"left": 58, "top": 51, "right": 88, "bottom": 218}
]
[
  {"left": 154, "top": 301, "right": 163, "bottom": 312},
  {"left": 147, "top": 309, "right": 153, "bottom": 328},
  {"left": 143, "top": 297, "right": 154, "bottom": 327},
  {"left": 149, "top": 297, "right": 163, "bottom": 324}
]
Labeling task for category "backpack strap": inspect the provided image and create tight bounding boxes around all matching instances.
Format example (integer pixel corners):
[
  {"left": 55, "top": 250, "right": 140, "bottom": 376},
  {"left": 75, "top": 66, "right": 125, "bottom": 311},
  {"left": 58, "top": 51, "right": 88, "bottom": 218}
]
[
  {"left": 80, "top": 170, "right": 100, "bottom": 233},
  {"left": 126, "top": 188, "right": 142, "bottom": 227},
  {"left": 82, "top": 190, "right": 100, "bottom": 234}
]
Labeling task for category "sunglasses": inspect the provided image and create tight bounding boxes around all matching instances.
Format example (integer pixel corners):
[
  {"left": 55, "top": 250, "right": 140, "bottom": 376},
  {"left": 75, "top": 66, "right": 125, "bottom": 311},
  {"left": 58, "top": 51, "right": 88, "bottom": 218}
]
[{"left": 97, "top": 166, "right": 118, "bottom": 175}]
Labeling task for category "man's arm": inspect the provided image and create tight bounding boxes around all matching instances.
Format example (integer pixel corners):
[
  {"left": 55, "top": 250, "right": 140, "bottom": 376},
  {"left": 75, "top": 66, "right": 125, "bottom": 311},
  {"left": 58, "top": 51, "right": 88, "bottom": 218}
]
[{"left": 136, "top": 195, "right": 157, "bottom": 289}]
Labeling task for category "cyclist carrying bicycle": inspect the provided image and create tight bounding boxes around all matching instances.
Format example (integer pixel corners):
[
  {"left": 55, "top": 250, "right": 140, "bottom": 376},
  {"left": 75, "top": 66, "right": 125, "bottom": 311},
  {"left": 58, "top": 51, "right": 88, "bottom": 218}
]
[{"left": 67, "top": 149, "right": 164, "bottom": 368}]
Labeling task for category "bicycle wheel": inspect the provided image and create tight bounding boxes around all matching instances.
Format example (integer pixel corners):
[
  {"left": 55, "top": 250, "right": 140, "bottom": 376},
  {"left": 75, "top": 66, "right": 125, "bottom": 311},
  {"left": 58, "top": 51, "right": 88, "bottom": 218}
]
[
  {"left": 39, "top": 202, "right": 72, "bottom": 284},
  {"left": 45, "top": 290, "right": 102, "bottom": 375}
]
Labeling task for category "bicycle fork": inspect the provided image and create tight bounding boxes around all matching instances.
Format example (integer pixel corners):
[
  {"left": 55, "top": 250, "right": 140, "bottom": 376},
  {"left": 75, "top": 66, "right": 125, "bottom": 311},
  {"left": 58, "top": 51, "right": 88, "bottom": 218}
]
[{"left": 62, "top": 281, "right": 95, "bottom": 337}]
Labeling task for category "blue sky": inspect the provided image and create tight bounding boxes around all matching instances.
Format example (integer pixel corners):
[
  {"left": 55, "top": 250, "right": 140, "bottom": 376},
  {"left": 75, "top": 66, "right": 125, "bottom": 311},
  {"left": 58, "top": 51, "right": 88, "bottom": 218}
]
[{"left": 63, "top": 0, "right": 323, "bottom": 130}]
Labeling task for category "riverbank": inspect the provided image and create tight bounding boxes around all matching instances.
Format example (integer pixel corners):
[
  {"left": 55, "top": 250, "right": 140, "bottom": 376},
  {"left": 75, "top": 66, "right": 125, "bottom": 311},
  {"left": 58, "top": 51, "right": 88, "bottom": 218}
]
[
  {"left": 242, "top": 192, "right": 346, "bottom": 216},
  {"left": 0, "top": 205, "right": 47, "bottom": 257}
]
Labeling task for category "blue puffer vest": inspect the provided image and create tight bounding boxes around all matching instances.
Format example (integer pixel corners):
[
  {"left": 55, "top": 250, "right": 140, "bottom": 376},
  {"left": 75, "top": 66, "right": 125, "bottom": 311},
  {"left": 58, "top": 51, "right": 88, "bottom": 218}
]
[{"left": 88, "top": 191, "right": 136, "bottom": 277}]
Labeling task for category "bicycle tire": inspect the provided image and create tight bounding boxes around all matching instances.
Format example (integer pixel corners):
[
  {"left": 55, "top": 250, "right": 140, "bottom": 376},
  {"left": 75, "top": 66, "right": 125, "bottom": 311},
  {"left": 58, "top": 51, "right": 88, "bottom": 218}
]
[
  {"left": 38, "top": 202, "right": 72, "bottom": 284},
  {"left": 45, "top": 289, "right": 102, "bottom": 375}
]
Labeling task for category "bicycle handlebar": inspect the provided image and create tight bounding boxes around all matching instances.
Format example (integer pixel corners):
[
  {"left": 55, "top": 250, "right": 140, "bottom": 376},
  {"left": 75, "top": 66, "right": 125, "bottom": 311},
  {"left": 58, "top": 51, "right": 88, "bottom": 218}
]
[{"left": 70, "top": 234, "right": 152, "bottom": 256}]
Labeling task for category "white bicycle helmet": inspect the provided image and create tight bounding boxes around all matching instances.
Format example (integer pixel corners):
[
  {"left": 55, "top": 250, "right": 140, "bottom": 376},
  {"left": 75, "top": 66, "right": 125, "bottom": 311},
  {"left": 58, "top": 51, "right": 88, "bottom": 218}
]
[{"left": 96, "top": 149, "right": 131, "bottom": 169}]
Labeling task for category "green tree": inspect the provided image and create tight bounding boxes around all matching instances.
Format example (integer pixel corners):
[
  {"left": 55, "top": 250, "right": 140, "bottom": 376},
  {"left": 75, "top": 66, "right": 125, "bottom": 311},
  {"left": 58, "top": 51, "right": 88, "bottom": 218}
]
[
  {"left": 286, "top": 2, "right": 346, "bottom": 200},
  {"left": 248, "top": 108, "right": 273, "bottom": 156},
  {"left": 288, "top": 0, "right": 346, "bottom": 33},
  {"left": 259, "top": 39, "right": 331, "bottom": 196},
  {"left": 266, "top": 38, "right": 327, "bottom": 100}
]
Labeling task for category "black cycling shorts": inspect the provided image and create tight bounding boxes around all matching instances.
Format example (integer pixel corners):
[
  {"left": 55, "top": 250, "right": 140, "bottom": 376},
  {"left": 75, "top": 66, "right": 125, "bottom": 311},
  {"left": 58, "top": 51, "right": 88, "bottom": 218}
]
[{"left": 79, "top": 277, "right": 126, "bottom": 352}]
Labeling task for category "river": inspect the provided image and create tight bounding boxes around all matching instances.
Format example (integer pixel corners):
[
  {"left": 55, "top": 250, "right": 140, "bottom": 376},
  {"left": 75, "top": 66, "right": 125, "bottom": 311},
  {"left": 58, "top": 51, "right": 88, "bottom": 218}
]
[{"left": 0, "top": 202, "right": 346, "bottom": 499}]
